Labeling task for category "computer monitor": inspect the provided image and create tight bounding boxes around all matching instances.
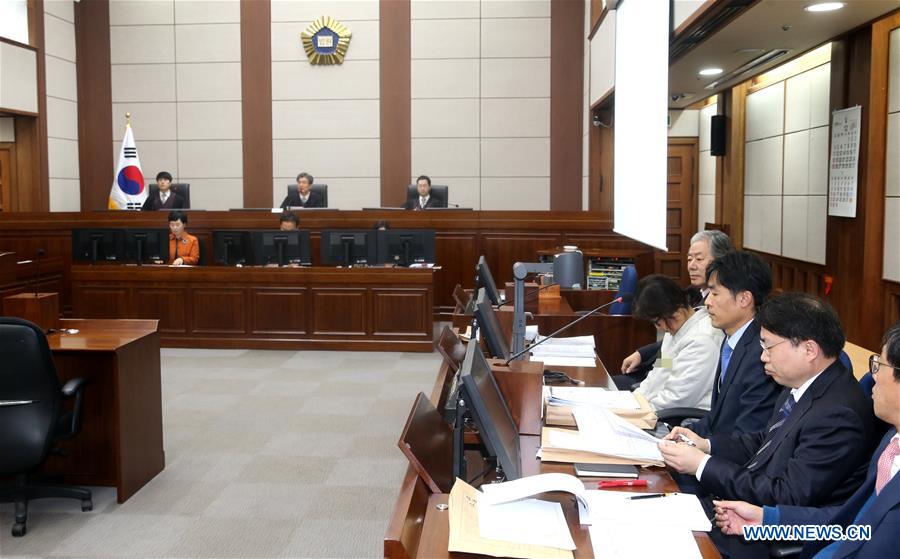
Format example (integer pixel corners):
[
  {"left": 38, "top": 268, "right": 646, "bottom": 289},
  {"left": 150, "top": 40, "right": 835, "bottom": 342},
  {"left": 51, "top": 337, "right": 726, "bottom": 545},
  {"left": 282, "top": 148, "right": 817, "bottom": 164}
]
[
  {"left": 473, "top": 287, "right": 509, "bottom": 359},
  {"left": 251, "top": 230, "right": 311, "bottom": 266},
  {"left": 320, "top": 230, "right": 376, "bottom": 266},
  {"left": 376, "top": 229, "right": 435, "bottom": 266},
  {"left": 476, "top": 255, "right": 502, "bottom": 305},
  {"left": 124, "top": 228, "right": 169, "bottom": 264},
  {"left": 72, "top": 229, "right": 125, "bottom": 263},
  {"left": 212, "top": 230, "right": 252, "bottom": 266},
  {"left": 458, "top": 338, "right": 521, "bottom": 481}
]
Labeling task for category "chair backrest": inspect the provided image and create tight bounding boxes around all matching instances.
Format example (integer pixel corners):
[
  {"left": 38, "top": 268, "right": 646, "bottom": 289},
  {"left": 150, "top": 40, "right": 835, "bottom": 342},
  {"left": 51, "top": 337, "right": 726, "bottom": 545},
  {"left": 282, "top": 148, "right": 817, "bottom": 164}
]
[
  {"left": 286, "top": 183, "right": 329, "bottom": 207},
  {"left": 609, "top": 265, "right": 637, "bottom": 315},
  {"left": 406, "top": 184, "right": 448, "bottom": 206},
  {"left": 149, "top": 183, "right": 191, "bottom": 208},
  {"left": 0, "top": 317, "right": 61, "bottom": 475}
]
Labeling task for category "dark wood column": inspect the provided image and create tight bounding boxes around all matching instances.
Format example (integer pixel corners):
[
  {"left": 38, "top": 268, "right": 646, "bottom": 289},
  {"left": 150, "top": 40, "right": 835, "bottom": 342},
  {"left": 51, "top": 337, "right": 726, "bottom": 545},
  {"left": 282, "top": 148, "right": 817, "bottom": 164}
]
[
  {"left": 240, "top": 0, "right": 273, "bottom": 208},
  {"left": 379, "top": 0, "right": 411, "bottom": 207},
  {"left": 550, "top": 0, "right": 584, "bottom": 210}
]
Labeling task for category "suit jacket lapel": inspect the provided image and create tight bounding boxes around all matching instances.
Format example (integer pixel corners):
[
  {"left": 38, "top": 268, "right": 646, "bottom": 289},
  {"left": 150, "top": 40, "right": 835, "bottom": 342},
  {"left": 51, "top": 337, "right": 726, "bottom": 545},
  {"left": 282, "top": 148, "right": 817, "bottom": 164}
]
[{"left": 834, "top": 466, "right": 900, "bottom": 558}]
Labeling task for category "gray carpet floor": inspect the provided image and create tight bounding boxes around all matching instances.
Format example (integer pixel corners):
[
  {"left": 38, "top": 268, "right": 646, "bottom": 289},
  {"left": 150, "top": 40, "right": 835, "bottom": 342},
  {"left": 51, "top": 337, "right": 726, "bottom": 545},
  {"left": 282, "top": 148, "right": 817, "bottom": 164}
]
[{"left": 0, "top": 347, "right": 442, "bottom": 558}]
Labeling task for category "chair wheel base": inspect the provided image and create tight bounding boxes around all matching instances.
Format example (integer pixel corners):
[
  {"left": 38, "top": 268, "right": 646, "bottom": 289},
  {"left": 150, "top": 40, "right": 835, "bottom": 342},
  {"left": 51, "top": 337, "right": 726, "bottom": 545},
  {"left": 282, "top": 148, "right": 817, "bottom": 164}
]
[
  {"left": 12, "top": 522, "right": 26, "bottom": 537},
  {"left": 81, "top": 499, "right": 93, "bottom": 512}
]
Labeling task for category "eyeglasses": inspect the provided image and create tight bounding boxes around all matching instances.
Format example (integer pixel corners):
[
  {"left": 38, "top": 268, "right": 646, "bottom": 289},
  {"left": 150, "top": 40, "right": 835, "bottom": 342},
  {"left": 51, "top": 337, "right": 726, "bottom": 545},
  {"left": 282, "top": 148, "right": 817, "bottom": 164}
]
[
  {"left": 869, "top": 354, "right": 900, "bottom": 376},
  {"left": 759, "top": 339, "right": 788, "bottom": 354}
]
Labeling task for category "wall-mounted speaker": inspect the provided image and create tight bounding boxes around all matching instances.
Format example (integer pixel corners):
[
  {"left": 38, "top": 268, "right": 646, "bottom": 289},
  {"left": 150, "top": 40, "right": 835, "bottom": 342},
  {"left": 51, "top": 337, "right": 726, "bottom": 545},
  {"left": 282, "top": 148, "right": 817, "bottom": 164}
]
[{"left": 710, "top": 115, "right": 726, "bottom": 156}]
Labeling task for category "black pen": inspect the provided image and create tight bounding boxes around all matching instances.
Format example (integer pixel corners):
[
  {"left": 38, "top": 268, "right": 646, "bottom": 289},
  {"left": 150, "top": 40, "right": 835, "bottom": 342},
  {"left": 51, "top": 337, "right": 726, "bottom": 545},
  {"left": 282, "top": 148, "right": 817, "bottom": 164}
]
[{"left": 627, "top": 493, "right": 675, "bottom": 500}]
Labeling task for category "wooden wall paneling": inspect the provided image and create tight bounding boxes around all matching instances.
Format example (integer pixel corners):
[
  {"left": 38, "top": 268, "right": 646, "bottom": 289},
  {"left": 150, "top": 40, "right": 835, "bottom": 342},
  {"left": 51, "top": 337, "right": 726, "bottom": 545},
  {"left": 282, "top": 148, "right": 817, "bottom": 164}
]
[
  {"left": 372, "top": 288, "right": 430, "bottom": 336},
  {"left": 433, "top": 233, "right": 478, "bottom": 309},
  {"left": 379, "top": 0, "right": 411, "bottom": 207},
  {"left": 589, "top": 109, "right": 614, "bottom": 213},
  {"left": 589, "top": 0, "right": 607, "bottom": 39},
  {"left": 550, "top": 0, "right": 584, "bottom": 210},
  {"left": 131, "top": 286, "right": 189, "bottom": 334},
  {"left": 312, "top": 288, "right": 367, "bottom": 335},
  {"left": 73, "top": 284, "right": 129, "bottom": 319},
  {"left": 240, "top": 0, "right": 273, "bottom": 208},
  {"left": 0, "top": 144, "right": 15, "bottom": 210},
  {"left": 192, "top": 289, "right": 246, "bottom": 334},
  {"left": 480, "top": 233, "right": 564, "bottom": 286},
  {"left": 74, "top": 0, "right": 113, "bottom": 210},
  {"left": 12, "top": 117, "right": 41, "bottom": 211},
  {"left": 23, "top": 0, "right": 49, "bottom": 211},
  {"left": 720, "top": 83, "right": 748, "bottom": 248},
  {"left": 250, "top": 287, "right": 309, "bottom": 335},
  {"left": 886, "top": 282, "right": 900, "bottom": 331},
  {"left": 663, "top": 139, "right": 698, "bottom": 285}
]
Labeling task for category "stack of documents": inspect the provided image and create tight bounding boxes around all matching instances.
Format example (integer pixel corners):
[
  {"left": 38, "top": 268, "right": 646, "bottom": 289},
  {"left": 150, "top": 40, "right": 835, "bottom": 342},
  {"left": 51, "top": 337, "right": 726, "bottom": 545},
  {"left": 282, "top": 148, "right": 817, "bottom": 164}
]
[
  {"left": 529, "top": 335, "right": 596, "bottom": 367},
  {"left": 545, "top": 387, "right": 658, "bottom": 430},
  {"left": 540, "top": 407, "right": 665, "bottom": 466}
]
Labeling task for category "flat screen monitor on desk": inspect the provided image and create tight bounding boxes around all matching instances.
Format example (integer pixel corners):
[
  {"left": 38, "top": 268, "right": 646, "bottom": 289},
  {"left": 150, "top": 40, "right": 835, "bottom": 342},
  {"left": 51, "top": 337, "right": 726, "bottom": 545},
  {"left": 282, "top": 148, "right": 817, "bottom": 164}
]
[
  {"left": 72, "top": 229, "right": 125, "bottom": 263},
  {"left": 124, "top": 229, "right": 169, "bottom": 264},
  {"left": 251, "top": 230, "right": 311, "bottom": 266},
  {"left": 213, "top": 230, "right": 252, "bottom": 266},
  {"left": 321, "top": 230, "right": 376, "bottom": 266},
  {"left": 476, "top": 255, "right": 502, "bottom": 305},
  {"left": 377, "top": 229, "right": 435, "bottom": 266},
  {"left": 474, "top": 287, "right": 509, "bottom": 360},
  {"left": 458, "top": 338, "right": 522, "bottom": 481}
]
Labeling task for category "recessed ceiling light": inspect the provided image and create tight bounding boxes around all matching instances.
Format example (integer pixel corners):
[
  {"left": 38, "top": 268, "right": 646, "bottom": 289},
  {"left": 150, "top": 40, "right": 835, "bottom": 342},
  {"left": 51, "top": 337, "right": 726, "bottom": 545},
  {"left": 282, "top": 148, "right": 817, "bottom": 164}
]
[
  {"left": 698, "top": 68, "right": 724, "bottom": 76},
  {"left": 805, "top": 2, "right": 845, "bottom": 12}
]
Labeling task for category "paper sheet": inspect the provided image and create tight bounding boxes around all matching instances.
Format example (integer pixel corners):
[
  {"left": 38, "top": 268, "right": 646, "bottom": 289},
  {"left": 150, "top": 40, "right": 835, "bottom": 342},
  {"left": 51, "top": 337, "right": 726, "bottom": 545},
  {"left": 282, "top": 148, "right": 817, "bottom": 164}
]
[
  {"left": 479, "top": 473, "right": 590, "bottom": 514},
  {"left": 570, "top": 408, "right": 664, "bottom": 463},
  {"left": 579, "top": 490, "right": 711, "bottom": 531},
  {"left": 549, "top": 387, "right": 640, "bottom": 410},
  {"left": 537, "top": 356, "right": 597, "bottom": 367},
  {"left": 479, "top": 498, "right": 575, "bottom": 551},
  {"left": 588, "top": 523, "right": 702, "bottom": 559}
]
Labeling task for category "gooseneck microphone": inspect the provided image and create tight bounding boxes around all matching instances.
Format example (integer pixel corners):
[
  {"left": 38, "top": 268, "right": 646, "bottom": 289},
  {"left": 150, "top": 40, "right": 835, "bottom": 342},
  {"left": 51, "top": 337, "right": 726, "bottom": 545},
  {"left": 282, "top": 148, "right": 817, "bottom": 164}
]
[
  {"left": 496, "top": 282, "right": 558, "bottom": 308},
  {"left": 503, "top": 294, "right": 632, "bottom": 365}
]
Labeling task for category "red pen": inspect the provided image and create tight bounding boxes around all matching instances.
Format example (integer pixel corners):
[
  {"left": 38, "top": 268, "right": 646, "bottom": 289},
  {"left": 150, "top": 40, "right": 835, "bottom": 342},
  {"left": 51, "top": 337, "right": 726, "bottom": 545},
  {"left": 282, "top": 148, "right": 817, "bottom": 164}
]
[{"left": 597, "top": 479, "right": 648, "bottom": 488}]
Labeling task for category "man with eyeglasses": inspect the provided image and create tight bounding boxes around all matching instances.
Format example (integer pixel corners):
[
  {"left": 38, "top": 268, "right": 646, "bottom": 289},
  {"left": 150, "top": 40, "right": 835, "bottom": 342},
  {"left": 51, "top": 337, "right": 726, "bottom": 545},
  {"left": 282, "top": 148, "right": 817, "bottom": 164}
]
[
  {"left": 712, "top": 321, "right": 900, "bottom": 559},
  {"left": 660, "top": 293, "right": 880, "bottom": 556}
]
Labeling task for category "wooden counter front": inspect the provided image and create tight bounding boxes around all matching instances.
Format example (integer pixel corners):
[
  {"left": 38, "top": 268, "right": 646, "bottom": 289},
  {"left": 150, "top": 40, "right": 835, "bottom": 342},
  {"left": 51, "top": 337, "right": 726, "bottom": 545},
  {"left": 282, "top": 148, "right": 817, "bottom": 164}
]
[{"left": 70, "top": 265, "right": 434, "bottom": 352}]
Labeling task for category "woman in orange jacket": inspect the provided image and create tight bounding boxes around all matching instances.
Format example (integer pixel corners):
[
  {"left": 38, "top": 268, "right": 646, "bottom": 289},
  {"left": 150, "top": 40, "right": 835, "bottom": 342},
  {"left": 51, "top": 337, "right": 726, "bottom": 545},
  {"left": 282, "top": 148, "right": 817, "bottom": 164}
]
[{"left": 168, "top": 210, "right": 199, "bottom": 266}]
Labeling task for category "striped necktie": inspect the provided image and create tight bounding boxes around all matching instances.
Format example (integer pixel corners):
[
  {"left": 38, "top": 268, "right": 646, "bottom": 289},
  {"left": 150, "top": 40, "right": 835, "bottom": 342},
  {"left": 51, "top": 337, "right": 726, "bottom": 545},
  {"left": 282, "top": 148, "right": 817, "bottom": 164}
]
[{"left": 747, "top": 394, "right": 796, "bottom": 467}]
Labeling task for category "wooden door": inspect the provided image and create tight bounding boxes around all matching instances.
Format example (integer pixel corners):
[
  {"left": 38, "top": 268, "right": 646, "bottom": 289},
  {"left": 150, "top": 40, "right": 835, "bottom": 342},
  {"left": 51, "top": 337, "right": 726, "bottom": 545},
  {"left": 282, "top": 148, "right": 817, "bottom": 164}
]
[
  {"left": 657, "top": 139, "right": 698, "bottom": 285},
  {"left": 0, "top": 145, "right": 12, "bottom": 211}
]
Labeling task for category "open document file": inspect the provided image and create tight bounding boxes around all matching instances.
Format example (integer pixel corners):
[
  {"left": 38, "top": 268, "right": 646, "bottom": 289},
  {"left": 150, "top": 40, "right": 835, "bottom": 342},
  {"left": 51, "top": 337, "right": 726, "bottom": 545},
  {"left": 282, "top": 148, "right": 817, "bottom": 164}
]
[
  {"left": 540, "top": 407, "right": 664, "bottom": 465},
  {"left": 529, "top": 335, "right": 596, "bottom": 367}
]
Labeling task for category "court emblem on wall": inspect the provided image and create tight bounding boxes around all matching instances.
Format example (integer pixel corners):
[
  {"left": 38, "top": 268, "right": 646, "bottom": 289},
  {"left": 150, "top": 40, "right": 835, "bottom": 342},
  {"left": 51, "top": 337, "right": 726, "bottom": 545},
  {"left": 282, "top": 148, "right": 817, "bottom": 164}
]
[{"left": 301, "top": 16, "right": 352, "bottom": 65}]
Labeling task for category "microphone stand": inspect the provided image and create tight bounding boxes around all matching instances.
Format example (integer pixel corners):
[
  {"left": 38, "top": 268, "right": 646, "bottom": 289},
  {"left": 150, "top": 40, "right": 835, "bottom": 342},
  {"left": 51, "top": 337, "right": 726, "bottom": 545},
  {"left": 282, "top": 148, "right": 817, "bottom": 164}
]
[{"left": 33, "top": 249, "right": 45, "bottom": 297}]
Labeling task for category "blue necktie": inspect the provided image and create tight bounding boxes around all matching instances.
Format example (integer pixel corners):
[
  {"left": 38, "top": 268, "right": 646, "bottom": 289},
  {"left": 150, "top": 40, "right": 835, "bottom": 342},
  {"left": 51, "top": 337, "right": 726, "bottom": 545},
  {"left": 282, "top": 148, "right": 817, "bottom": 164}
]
[
  {"left": 718, "top": 341, "right": 733, "bottom": 389},
  {"left": 748, "top": 394, "right": 797, "bottom": 467}
]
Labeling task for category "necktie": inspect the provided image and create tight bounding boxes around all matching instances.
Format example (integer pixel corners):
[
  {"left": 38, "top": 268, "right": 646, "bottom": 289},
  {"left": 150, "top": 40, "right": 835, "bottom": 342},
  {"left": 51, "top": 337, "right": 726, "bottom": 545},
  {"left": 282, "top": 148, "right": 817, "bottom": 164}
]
[
  {"left": 161, "top": 193, "right": 168, "bottom": 204},
  {"left": 420, "top": 196, "right": 427, "bottom": 208},
  {"left": 748, "top": 394, "right": 796, "bottom": 466},
  {"left": 301, "top": 195, "right": 308, "bottom": 204},
  {"left": 718, "top": 341, "right": 734, "bottom": 389},
  {"left": 875, "top": 439, "right": 900, "bottom": 495}
]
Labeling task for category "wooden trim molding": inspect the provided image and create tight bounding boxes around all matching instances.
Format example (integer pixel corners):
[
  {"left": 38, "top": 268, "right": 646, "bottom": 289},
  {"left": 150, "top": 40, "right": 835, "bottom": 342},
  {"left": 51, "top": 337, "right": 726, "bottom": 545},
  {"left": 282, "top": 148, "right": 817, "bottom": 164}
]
[
  {"left": 19, "top": 0, "right": 49, "bottom": 211},
  {"left": 379, "top": 0, "right": 411, "bottom": 207},
  {"left": 75, "top": 0, "right": 113, "bottom": 211},
  {"left": 550, "top": 0, "right": 584, "bottom": 210},
  {"left": 240, "top": 0, "right": 273, "bottom": 208}
]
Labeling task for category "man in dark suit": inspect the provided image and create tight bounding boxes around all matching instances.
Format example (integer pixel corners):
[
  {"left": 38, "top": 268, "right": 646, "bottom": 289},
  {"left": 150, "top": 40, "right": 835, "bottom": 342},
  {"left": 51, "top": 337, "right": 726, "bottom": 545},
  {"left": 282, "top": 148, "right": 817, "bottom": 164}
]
[
  {"left": 141, "top": 171, "right": 185, "bottom": 211},
  {"left": 403, "top": 175, "right": 445, "bottom": 210},
  {"left": 713, "top": 321, "right": 900, "bottom": 559},
  {"left": 663, "top": 292, "right": 878, "bottom": 505},
  {"left": 280, "top": 172, "right": 324, "bottom": 209},
  {"left": 688, "top": 251, "right": 781, "bottom": 438}
]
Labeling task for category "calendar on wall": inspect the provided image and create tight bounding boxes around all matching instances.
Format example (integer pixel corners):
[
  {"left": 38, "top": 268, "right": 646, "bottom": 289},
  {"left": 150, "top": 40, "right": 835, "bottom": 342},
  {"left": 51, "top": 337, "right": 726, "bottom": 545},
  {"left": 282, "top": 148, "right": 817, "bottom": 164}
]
[{"left": 828, "top": 106, "right": 862, "bottom": 218}]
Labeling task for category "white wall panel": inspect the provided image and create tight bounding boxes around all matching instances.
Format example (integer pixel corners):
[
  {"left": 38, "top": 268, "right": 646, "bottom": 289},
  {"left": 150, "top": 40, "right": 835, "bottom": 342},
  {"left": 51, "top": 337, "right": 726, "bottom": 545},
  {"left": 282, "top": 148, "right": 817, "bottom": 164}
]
[
  {"left": 808, "top": 126, "right": 829, "bottom": 195},
  {"left": 481, "top": 58, "right": 550, "bottom": 98},
  {"left": 411, "top": 99, "right": 479, "bottom": 138},
  {"left": 176, "top": 62, "right": 241, "bottom": 101},
  {"left": 411, "top": 139, "right": 479, "bottom": 177},
  {"left": 589, "top": 14, "right": 615, "bottom": 106},
  {"left": 481, "top": 18, "right": 550, "bottom": 58},
  {"left": 745, "top": 82, "right": 784, "bottom": 141},
  {"left": 887, "top": 112, "right": 900, "bottom": 197},
  {"left": 481, "top": 138, "right": 549, "bottom": 177},
  {"left": 744, "top": 136, "right": 783, "bottom": 195},
  {"left": 480, "top": 178, "right": 550, "bottom": 210},
  {"left": 273, "top": 60, "right": 380, "bottom": 100},
  {"left": 481, "top": 0, "right": 549, "bottom": 18},
  {"left": 781, "top": 196, "right": 808, "bottom": 261},
  {"left": 111, "top": 103, "right": 177, "bottom": 140},
  {"left": 271, "top": 20, "right": 379, "bottom": 62},
  {"left": 113, "top": 140, "right": 178, "bottom": 182},
  {"left": 46, "top": 96, "right": 78, "bottom": 140},
  {"left": 270, "top": 0, "right": 379, "bottom": 22},
  {"left": 698, "top": 194, "right": 715, "bottom": 231},
  {"left": 314, "top": 177, "right": 381, "bottom": 210},
  {"left": 111, "top": 64, "right": 176, "bottom": 102},
  {"left": 411, "top": 59, "right": 479, "bottom": 98},
  {"left": 0, "top": 42, "right": 38, "bottom": 113},
  {"left": 433, "top": 177, "right": 480, "bottom": 209},
  {"left": 783, "top": 130, "right": 810, "bottom": 195},
  {"left": 808, "top": 64, "right": 831, "bottom": 129},
  {"left": 45, "top": 0, "right": 74, "bottom": 23},
  {"left": 272, "top": 100, "right": 379, "bottom": 139},
  {"left": 110, "top": 26, "right": 175, "bottom": 64},
  {"left": 109, "top": 0, "right": 174, "bottom": 25},
  {"left": 411, "top": 0, "right": 479, "bottom": 20},
  {"left": 45, "top": 55, "right": 77, "bottom": 101},
  {"left": 667, "top": 109, "right": 699, "bottom": 137},
  {"left": 481, "top": 98, "right": 549, "bottom": 138},
  {"left": 178, "top": 102, "right": 243, "bottom": 140},
  {"left": 743, "top": 195, "right": 782, "bottom": 255},
  {"left": 175, "top": 24, "right": 241, "bottom": 63},
  {"left": 699, "top": 151, "right": 716, "bottom": 195},
  {"left": 411, "top": 19, "right": 479, "bottom": 59},
  {"left": 806, "top": 195, "right": 826, "bottom": 265},
  {"left": 272, "top": 139, "right": 379, "bottom": 178},
  {"left": 181, "top": 178, "right": 243, "bottom": 211},
  {"left": 699, "top": 103, "right": 717, "bottom": 151},
  {"left": 885, "top": 197, "right": 900, "bottom": 282},
  {"left": 47, "top": 138, "right": 79, "bottom": 178},
  {"left": 177, "top": 140, "right": 243, "bottom": 178},
  {"left": 48, "top": 178, "right": 80, "bottom": 211},
  {"left": 890, "top": 29, "right": 900, "bottom": 113},
  {"left": 174, "top": 0, "right": 240, "bottom": 24},
  {"left": 43, "top": 13, "right": 76, "bottom": 62},
  {"left": 785, "top": 64, "right": 830, "bottom": 133}
]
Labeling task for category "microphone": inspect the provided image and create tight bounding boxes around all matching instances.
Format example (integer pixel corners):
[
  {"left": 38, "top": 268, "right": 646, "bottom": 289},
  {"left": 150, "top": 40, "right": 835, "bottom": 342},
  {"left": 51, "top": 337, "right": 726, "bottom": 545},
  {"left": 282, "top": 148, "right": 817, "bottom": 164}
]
[
  {"left": 503, "top": 293, "right": 632, "bottom": 365},
  {"left": 496, "top": 282, "right": 557, "bottom": 308},
  {"left": 33, "top": 248, "right": 45, "bottom": 297}
]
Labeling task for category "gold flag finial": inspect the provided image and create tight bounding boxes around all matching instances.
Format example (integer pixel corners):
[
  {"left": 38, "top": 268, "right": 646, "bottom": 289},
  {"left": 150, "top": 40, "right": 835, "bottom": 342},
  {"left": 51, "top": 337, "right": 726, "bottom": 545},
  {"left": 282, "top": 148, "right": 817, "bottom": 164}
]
[{"left": 126, "top": 112, "right": 132, "bottom": 126}]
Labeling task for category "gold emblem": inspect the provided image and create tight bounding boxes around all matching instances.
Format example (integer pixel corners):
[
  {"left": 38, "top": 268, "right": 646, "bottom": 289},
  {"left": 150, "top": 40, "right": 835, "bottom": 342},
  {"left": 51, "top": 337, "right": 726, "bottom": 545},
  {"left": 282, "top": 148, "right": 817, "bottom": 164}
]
[{"left": 300, "top": 16, "right": 352, "bottom": 65}]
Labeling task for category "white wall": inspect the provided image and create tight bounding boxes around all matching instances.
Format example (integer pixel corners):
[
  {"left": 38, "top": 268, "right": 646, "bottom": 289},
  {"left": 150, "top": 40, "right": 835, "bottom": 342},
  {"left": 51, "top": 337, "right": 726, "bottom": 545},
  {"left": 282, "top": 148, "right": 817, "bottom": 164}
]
[
  {"left": 109, "top": 0, "right": 243, "bottom": 211},
  {"left": 271, "top": 0, "right": 380, "bottom": 209},
  {"left": 0, "top": 41, "right": 38, "bottom": 114},
  {"left": 45, "top": 0, "right": 80, "bottom": 211},
  {"left": 410, "top": 0, "right": 552, "bottom": 210},
  {"left": 589, "top": 11, "right": 615, "bottom": 107},
  {"left": 697, "top": 103, "right": 717, "bottom": 230},
  {"left": 743, "top": 63, "right": 830, "bottom": 264},
  {"left": 582, "top": 0, "right": 591, "bottom": 209},
  {"left": 885, "top": 28, "right": 900, "bottom": 282}
]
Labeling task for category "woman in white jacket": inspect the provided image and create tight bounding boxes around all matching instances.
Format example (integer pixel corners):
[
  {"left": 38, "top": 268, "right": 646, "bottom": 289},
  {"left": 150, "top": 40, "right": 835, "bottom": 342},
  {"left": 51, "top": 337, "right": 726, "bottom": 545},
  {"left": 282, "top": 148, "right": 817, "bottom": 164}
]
[{"left": 632, "top": 275, "right": 724, "bottom": 411}]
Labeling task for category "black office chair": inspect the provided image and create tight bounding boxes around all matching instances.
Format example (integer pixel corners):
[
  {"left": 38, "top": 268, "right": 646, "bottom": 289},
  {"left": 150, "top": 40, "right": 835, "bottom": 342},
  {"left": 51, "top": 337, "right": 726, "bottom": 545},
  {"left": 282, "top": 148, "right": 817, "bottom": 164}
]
[
  {"left": 406, "top": 184, "right": 448, "bottom": 207},
  {"left": 149, "top": 183, "right": 191, "bottom": 208},
  {"left": 0, "top": 317, "right": 92, "bottom": 537},
  {"left": 286, "top": 183, "right": 328, "bottom": 207}
]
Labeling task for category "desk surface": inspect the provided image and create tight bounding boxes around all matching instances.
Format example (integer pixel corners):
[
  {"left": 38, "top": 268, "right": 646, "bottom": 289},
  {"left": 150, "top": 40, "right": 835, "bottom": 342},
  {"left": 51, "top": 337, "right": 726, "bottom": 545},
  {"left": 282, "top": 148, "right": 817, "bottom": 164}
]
[{"left": 49, "top": 318, "right": 159, "bottom": 351}]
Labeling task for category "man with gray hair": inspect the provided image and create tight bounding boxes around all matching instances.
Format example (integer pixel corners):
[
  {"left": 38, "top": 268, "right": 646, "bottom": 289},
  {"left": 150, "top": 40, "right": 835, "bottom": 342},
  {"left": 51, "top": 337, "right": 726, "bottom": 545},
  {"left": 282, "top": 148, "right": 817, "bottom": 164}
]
[{"left": 620, "top": 229, "right": 733, "bottom": 377}]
